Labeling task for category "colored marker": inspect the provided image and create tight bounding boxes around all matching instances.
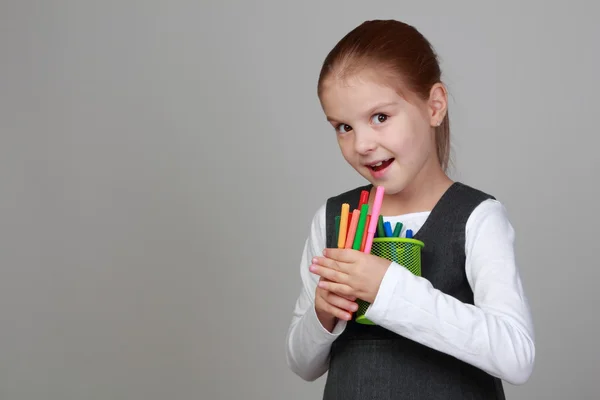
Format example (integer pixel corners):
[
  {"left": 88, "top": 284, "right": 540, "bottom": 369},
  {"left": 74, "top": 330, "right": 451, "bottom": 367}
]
[
  {"left": 360, "top": 215, "right": 370, "bottom": 251},
  {"left": 392, "top": 222, "right": 403, "bottom": 237},
  {"left": 363, "top": 186, "right": 385, "bottom": 254},
  {"left": 358, "top": 190, "right": 369, "bottom": 209},
  {"left": 352, "top": 204, "right": 369, "bottom": 250},
  {"left": 337, "top": 203, "right": 350, "bottom": 248},
  {"left": 347, "top": 211, "right": 353, "bottom": 232},
  {"left": 345, "top": 209, "right": 360, "bottom": 249},
  {"left": 377, "top": 215, "right": 385, "bottom": 237},
  {"left": 335, "top": 215, "right": 340, "bottom": 244},
  {"left": 383, "top": 221, "right": 393, "bottom": 238},
  {"left": 405, "top": 229, "right": 413, "bottom": 239}
]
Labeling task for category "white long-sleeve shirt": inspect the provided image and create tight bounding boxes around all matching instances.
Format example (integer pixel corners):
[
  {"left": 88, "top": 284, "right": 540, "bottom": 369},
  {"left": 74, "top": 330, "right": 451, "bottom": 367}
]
[{"left": 285, "top": 198, "right": 535, "bottom": 385}]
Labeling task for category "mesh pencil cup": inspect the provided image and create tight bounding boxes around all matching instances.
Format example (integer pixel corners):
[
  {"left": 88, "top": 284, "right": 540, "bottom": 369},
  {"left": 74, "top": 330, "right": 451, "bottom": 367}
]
[{"left": 355, "top": 237, "right": 425, "bottom": 325}]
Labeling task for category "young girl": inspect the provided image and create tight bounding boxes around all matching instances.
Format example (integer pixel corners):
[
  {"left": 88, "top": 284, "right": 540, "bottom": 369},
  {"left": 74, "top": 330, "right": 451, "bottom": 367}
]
[{"left": 285, "top": 20, "right": 535, "bottom": 399}]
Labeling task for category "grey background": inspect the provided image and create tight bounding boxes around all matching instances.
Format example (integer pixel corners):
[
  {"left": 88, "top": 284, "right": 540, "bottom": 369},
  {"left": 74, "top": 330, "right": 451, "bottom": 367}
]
[{"left": 1, "top": 1, "right": 598, "bottom": 399}]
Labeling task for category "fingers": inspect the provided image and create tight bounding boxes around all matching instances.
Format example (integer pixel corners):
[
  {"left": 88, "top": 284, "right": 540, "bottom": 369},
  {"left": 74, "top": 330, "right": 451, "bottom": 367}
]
[
  {"left": 322, "top": 248, "right": 358, "bottom": 263},
  {"left": 323, "top": 303, "right": 352, "bottom": 321},
  {"left": 318, "top": 279, "right": 354, "bottom": 298},
  {"left": 325, "top": 291, "right": 358, "bottom": 313},
  {"left": 312, "top": 256, "right": 342, "bottom": 272},
  {"left": 341, "top": 293, "right": 357, "bottom": 301},
  {"left": 310, "top": 264, "right": 348, "bottom": 284},
  {"left": 320, "top": 278, "right": 356, "bottom": 301},
  {"left": 317, "top": 291, "right": 358, "bottom": 321}
]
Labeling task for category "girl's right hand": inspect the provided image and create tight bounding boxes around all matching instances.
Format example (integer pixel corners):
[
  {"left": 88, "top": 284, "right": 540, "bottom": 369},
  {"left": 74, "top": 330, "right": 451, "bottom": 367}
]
[{"left": 314, "top": 277, "right": 359, "bottom": 332}]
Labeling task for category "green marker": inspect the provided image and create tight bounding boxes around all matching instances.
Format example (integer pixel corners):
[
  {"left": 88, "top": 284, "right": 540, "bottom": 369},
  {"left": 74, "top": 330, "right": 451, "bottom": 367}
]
[
  {"left": 377, "top": 215, "right": 385, "bottom": 237},
  {"left": 393, "top": 222, "right": 403, "bottom": 237},
  {"left": 352, "top": 204, "right": 369, "bottom": 250},
  {"left": 335, "top": 215, "right": 340, "bottom": 244}
]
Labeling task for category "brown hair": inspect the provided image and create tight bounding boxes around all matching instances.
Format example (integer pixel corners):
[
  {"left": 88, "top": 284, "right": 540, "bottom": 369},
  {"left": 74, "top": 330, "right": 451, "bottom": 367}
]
[{"left": 317, "top": 20, "right": 451, "bottom": 171}]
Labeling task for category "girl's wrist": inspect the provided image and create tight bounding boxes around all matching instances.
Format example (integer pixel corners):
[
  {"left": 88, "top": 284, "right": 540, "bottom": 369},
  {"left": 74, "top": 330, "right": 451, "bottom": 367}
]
[{"left": 315, "top": 307, "right": 336, "bottom": 332}]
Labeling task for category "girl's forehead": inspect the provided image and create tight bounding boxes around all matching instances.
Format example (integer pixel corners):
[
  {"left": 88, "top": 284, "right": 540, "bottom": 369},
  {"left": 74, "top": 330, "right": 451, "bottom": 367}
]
[
  {"left": 320, "top": 78, "right": 406, "bottom": 122},
  {"left": 321, "top": 75, "right": 401, "bottom": 105},
  {"left": 319, "top": 68, "right": 422, "bottom": 118},
  {"left": 321, "top": 67, "right": 410, "bottom": 100}
]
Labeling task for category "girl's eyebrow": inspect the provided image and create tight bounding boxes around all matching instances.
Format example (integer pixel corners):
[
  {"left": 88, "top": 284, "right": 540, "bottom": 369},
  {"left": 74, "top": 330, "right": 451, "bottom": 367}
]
[
  {"left": 364, "top": 101, "right": 398, "bottom": 116},
  {"left": 326, "top": 101, "right": 398, "bottom": 123}
]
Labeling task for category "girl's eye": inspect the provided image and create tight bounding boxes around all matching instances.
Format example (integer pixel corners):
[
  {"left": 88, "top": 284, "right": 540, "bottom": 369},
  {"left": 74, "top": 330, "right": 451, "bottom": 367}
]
[
  {"left": 336, "top": 124, "right": 353, "bottom": 133},
  {"left": 371, "top": 113, "right": 388, "bottom": 124}
]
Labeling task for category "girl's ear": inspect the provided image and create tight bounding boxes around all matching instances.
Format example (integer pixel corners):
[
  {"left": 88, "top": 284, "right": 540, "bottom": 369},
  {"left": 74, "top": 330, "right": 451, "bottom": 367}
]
[{"left": 428, "top": 83, "right": 448, "bottom": 127}]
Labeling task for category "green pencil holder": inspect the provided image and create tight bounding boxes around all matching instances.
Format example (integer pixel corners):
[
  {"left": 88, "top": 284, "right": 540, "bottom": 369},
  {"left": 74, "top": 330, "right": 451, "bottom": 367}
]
[{"left": 355, "top": 237, "right": 424, "bottom": 325}]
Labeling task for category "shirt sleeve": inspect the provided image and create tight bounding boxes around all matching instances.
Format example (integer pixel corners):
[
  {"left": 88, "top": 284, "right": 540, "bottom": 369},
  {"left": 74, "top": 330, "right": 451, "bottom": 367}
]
[
  {"left": 284, "top": 203, "right": 347, "bottom": 381},
  {"left": 364, "top": 199, "right": 536, "bottom": 385}
]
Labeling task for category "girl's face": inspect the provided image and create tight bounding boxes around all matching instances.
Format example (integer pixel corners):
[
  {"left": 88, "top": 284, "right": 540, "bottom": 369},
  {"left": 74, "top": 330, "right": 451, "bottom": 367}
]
[{"left": 319, "top": 71, "right": 446, "bottom": 196}]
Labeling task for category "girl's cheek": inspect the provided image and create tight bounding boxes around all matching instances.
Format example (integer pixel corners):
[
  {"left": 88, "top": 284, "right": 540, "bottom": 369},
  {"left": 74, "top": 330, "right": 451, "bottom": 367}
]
[{"left": 391, "top": 134, "right": 415, "bottom": 157}]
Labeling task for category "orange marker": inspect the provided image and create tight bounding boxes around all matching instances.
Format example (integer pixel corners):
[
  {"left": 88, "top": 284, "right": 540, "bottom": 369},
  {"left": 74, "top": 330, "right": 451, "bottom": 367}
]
[
  {"left": 360, "top": 215, "right": 371, "bottom": 252},
  {"left": 345, "top": 209, "right": 360, "bottom": 249},
  {"left": 337, "top": 203, "right": 350, "bottom": 248},
  {"left": 344, "top": 211, "right": 358, "bottom": 247}
]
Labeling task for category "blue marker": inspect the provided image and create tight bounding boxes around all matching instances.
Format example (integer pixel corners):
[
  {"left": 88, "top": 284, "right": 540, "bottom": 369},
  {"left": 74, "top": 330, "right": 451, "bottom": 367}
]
[
  {"left": 405, "top": 229, "right": 413, "bottom": 239},
  {"left": 383, "top": 221, "right": 393, "bottom": 237}
]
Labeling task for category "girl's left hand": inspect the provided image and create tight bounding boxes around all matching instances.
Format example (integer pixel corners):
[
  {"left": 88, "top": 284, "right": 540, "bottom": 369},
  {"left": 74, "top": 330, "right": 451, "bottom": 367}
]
[{"left": 309, "top": 248, "right": 391, "bottom": 304}]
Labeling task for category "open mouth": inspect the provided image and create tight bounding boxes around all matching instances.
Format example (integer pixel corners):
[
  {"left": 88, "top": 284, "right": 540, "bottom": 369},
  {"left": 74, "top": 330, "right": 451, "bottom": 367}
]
[{"left": 367, "top": 158, "right": 394, "bottom": 171}]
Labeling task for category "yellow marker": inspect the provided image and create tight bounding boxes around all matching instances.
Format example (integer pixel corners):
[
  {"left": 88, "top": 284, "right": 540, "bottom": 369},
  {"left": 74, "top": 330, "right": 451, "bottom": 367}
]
[{"left": 337, "top": 203, "right": 350, "bottom": 248}]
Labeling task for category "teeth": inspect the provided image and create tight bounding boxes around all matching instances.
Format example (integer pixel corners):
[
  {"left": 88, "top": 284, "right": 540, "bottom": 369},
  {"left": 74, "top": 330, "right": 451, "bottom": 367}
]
[{"left": 370, "top": 159, "right": 388, "bottom": 167}]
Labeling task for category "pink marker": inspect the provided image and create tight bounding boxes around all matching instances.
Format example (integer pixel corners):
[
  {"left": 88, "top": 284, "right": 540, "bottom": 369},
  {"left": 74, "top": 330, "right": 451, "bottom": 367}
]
[{"left": 363, "top": 186, "right": 385, "bottom": 254}]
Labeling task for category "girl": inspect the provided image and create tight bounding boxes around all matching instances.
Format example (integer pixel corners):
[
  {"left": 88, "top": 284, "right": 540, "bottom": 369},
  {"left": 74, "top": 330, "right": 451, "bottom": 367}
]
[{"left": 284, "top": 20, "right": 535, "bottom": 399}]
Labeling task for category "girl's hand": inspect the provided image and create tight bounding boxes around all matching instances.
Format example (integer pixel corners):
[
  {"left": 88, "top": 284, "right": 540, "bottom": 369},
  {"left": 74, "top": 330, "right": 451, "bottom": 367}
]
[
  {"left": 314, "top": 277, "right": 358, "bottom": 331},
  {"left": 309, "top": 248, "right": 391, "bottom": 304}
]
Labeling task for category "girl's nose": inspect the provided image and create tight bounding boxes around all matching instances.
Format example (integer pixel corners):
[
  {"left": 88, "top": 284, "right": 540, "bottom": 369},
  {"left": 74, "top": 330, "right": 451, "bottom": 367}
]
[{"left": 354, "top": 130, "right": 376, "bottom": 155}]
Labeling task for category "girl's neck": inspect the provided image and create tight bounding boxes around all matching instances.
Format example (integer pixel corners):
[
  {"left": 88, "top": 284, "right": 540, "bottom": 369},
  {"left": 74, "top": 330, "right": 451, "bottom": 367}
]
[{"left": 371, "top": 167, "right": 453, "bottom": 217}]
